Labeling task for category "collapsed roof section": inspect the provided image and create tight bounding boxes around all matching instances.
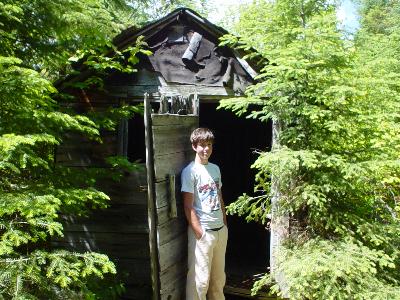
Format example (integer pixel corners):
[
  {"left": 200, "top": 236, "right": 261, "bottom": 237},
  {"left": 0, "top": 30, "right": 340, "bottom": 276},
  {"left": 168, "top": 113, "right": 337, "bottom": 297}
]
[
  {"left": 59, "top": 8, "right": 258, "bottom": 96},
  {"left": 114, "top": 8, "right": 257, "bottom": 94}
]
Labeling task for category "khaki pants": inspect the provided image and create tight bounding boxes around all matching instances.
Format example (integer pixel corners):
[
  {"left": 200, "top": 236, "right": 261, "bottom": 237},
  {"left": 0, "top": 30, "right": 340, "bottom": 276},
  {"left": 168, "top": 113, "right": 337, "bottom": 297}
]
[{"left": 186, "top": 226, "right": 228, "bottom": 300}]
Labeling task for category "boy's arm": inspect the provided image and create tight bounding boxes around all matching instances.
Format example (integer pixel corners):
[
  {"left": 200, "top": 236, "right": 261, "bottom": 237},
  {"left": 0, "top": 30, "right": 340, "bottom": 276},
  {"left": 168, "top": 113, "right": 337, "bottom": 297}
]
[
  {"left": 182, "top": 192, "right": 203, "bottom": 239},
  {"left": 218, "top": 189, "right": 228, "bottom": 226}
]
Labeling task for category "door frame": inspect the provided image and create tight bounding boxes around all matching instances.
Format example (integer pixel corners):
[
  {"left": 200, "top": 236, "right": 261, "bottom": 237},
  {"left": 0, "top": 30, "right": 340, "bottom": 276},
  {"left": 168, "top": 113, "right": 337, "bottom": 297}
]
[{"left": 144, "top": 93, "right": 199, "bottom": 300}]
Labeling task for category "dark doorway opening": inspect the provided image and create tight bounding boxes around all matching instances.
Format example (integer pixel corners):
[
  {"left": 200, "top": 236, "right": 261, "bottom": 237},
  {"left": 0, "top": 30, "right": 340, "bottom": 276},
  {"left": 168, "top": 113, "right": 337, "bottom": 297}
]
[
  {"left": 199, "top": 102, "right": 272, "bottom": 286},
  {"left": 127, "top": 115, "right": 146, "bottom": 163}
]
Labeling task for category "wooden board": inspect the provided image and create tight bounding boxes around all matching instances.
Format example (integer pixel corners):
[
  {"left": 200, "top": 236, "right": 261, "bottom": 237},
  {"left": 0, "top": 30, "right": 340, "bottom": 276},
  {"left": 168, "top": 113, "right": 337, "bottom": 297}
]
[
  {"left": 56, "top": 132, "right": 118, "bottom": 167},
  {"left": 158, "top": 233, "right": 187, "bottom": 272},
  {"left": 52, "top": 169, "right": 152, "bottom": 298},
  {"left": 62, "top": 221, "right": 148, "bottom": 234},
  {"left": 52, "top": 232, "right": 149, "bottom": 259},
  {"left": 152, "top": 125, "right": 193, "bottom": 156},
  {"left": 148, "top": 113, "right": 198, "bottom": 300},
  {"left": 153, "top": 150, "right": 195, "bottom": 182},
  {"left": 157, "top": 202, "right": 185, "bottom": 226},
  {"left": 159, "top": 259, "right": 187, "bottom": 292},
  {"left": 159, "top": 274, "right": 186, "bottom": 300},
  {"left": 157, "top": 217, "right": 187, "bottom": 247},
  {"left": 105, "top": 84, "right": 236, "bottom": 100}
]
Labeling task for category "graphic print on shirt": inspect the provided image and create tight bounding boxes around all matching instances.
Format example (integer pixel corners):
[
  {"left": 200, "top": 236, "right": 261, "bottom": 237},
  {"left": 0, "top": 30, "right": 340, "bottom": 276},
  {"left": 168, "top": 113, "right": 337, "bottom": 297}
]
[{"left": 198, "top": 178, "right": 220, "bottom": 213}]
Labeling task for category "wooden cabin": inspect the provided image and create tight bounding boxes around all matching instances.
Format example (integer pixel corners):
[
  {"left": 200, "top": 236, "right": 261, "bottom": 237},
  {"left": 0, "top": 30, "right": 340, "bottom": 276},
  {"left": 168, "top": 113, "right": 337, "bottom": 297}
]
[{"left": 55, "top": 8, "right": 274, "bottom": 300}]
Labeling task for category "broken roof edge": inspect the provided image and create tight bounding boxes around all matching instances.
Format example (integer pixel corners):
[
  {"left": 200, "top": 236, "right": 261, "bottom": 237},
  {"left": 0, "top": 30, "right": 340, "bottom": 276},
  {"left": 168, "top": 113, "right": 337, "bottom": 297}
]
[
  {"left": 55, "top": 7, "right": 260, "bottom": 89},
  {"left": 113, "top": 8, "right": 259, "bottom": 79},
  {"left": 113, "top": 7, "right": 229, "bottom": 49}
]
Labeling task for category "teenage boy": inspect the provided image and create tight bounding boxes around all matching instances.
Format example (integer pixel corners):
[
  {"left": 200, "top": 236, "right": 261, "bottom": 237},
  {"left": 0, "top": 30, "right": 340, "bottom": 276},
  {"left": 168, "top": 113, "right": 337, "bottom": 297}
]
[{"left": 181, "top": 127, "right": 228, "bottom": 300}]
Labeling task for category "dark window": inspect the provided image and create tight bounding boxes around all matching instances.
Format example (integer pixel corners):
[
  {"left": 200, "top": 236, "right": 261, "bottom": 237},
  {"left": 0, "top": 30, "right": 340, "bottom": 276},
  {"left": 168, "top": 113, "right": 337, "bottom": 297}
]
[{"left": 127, "top": 115, "right": 146, "bottom": 163}]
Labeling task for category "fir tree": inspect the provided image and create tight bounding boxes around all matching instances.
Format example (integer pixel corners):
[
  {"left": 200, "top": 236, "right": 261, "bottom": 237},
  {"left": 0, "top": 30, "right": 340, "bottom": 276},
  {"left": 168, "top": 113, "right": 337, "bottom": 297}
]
[
  {"left": 0, "top": 0, "right": 147, "bottom": 298},
  {"left": 220, "top": 0, "right": 400, "bottom": 298}
]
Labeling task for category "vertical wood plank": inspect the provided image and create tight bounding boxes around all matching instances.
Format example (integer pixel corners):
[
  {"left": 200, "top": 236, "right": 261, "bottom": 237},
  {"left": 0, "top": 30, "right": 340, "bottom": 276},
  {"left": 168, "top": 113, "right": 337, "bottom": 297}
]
[
  {"left": 168, "top": 174, "right": 177, "bottom": 218},
  {"left": 269, "top": 120, "right": 289, "bottom": 298},
  {"left": 151, "top": 113, "right": 198, "bottom": 299},
  {"left": 144, "top": 93, "right": 161, "bottom": 300}
]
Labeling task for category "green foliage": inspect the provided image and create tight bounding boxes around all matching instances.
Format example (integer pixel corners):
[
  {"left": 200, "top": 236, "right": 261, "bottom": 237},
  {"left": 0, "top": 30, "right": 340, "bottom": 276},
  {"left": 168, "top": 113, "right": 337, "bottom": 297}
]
[
  {"left": 253, "top": 239, "right": 400, "bottom": 300},
  {"left": 131, "top": 0, "right": 211, "bottom": 21},
  {"left": 66, "top": 36, "right": 151, "bottom": 90},
  {"left": 0, "top": 0, "right": 144, "bottom": 78},
  {"left": 221, "top": 0, "right": 400, "bottom": 298},
  {"left": 87, "top": 104, "right": 144, "bottom": 132},
  {"left": 0, "top": 57, "right": 121, "bottom": 298},
  {"left": 0, "top": 250, "right": 116, "bottom": 299},
  {"left": 0, "top": 0, "right": 149, "bottom": 298}
]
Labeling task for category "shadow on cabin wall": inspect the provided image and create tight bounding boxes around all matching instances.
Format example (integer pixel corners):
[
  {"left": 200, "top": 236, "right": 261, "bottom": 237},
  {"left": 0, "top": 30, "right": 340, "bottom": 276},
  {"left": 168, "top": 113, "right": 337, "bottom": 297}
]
[{"left": 199, "top": 102, "right": 272, "bottom": 276}]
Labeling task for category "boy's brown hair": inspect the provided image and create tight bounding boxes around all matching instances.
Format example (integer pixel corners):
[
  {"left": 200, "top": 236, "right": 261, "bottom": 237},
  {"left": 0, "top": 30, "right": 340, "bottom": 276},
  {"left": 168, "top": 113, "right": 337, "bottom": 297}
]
[{"left": 190, "top": 128, "right": 214, "bottom": 146}]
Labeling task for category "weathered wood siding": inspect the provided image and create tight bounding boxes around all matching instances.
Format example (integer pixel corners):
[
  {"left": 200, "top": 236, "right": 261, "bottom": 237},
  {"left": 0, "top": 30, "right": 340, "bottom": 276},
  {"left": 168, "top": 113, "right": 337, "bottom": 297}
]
[
  {"left": 104, "top": 65, "right": 237, "bottom": 101},
  {"left": 55, "top": 125, "right": 152, "bottom": 299},
  {"left": 151, "top": 114, "right": 198, "bottom": 300},
  {"left": 56, "top": 131, "right": 118, "bottom": 167}
]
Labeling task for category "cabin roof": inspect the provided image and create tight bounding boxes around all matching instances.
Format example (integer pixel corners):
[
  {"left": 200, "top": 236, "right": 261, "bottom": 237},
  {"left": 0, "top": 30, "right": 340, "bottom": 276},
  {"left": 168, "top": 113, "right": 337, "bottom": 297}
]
[
  {"left": 113, "top": 8, "right": 229, "bottom": 50},
  {"left": 57, "top": 7, "right": 258, "bottom": 90}
]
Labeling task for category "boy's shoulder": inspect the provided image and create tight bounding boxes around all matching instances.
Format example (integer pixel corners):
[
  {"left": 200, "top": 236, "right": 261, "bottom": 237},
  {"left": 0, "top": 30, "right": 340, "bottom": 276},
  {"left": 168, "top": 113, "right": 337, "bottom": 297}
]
[
  {"left": 182, "top": 161, "right": 195, "bottom": 174},
  {"left": 204, "top": 162, "right": 221, "bottom": 175},
  {"left": 183, "top": 161, "right": 195, "bottom": 169},
  {"left": 182, "top": 161, "right": 220, "bottom": 172},
  {"left": 206, "top": 162, "right": 220, "bottom": 170}
]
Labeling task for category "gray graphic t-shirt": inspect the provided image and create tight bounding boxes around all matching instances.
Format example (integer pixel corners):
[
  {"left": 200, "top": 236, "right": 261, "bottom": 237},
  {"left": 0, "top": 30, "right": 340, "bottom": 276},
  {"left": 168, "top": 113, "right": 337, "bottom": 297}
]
[{"left": 181, "top": 161, "right": 224, "bottom": 230}]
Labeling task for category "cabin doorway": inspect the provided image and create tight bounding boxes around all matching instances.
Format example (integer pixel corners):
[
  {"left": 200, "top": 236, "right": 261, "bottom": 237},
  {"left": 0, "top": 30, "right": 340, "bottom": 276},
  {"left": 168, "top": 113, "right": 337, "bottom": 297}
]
[{"left": 199, "top": 102, "right": 272, "bottom": 292}]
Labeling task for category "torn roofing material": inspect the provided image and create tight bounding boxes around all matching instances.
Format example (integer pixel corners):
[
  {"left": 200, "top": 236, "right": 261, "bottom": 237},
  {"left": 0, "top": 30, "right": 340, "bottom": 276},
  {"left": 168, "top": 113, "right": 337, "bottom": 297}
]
[{"left": 57, "top": 7, "right": 258, "bottom": 92}]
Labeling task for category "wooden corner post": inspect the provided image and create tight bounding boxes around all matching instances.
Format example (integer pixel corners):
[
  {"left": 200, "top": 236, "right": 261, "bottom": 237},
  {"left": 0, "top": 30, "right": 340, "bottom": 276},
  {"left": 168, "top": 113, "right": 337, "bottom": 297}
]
[
  {"left": 269, "top": 119, "right": 289, "bottom": 298},
  {"left": 144, "top": 93, "right": 161, "bottom": 300}
]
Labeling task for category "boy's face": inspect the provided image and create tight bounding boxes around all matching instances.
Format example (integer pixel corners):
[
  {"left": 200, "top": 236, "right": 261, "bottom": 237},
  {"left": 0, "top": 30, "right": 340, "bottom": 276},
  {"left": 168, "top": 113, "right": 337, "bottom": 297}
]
[{"left": 192, "top": 140, "right": 213, "bottom": 163}]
